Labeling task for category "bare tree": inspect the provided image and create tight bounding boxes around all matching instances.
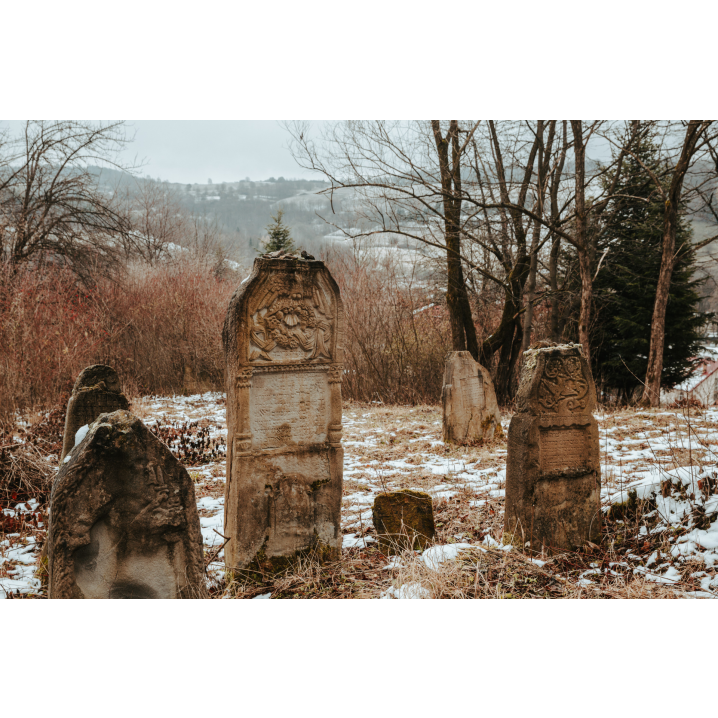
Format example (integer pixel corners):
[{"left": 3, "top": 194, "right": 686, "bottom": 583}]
[
  {"left": 0, "top": 120, "right": 134, "bottom": 281},
  {"left": 286, "top": 120, "right": 483, "bottom": 355}
]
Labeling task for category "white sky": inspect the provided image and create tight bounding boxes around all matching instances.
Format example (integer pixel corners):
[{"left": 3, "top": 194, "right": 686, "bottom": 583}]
[{"left": 0, "top": 120, "right": 320, "bottom": 184}]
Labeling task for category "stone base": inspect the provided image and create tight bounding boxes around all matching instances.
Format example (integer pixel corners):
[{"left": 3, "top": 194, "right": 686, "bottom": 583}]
[
  {"left": 224, "top": 445, "right": 343, "bottom": 571},
  {"left": 504, "top": 414, "right": 601, "bottom": 553}
]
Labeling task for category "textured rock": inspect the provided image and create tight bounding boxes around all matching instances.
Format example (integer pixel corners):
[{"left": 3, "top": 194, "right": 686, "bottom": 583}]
[
  {"left": 49, "top": 410, "right": 205, "bottom": 599},
  {"left": 372, "top": 490, "right": 435, "bottom": 555},
  {"left": 442, "top": 351, "right": 502, "bottom": 444},
  {"left": 61, "top": 365, "right": 129, "bottom": 461},
  {"left": 222, "top": 257, "right": 344, "bottom": 572},
  {"left": 504, "top": 343, "right": 601, "bottom": 554}
]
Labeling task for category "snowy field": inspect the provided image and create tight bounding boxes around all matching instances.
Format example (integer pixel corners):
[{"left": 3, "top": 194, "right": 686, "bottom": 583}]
[{"left": 2, "top": 394, "right": 718, "bottom": 598}]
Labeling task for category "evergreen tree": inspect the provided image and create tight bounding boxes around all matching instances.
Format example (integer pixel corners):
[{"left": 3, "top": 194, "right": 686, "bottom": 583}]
[
  {"left": 259, "top": 209, "right": 295, "bottom": 254},
  {"left": 592, "top": 126, "right": 710, "bottom": 402}
]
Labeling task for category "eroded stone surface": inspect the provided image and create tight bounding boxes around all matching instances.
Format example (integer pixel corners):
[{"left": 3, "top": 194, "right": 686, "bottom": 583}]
[
  {"left": 61, "top": 365, "right": 129, "bottom": 461},
  {"left": 222, "top": 257, "right": 344, "bottom": 571},
  {"left": 49, "top": 410, "right": 205, "bottom": 599},
  {"left": 372, "top": 490, "right": 435, "bottom": 555},
  {"left": 504, "top": 343, "right": 601, "bottom": 554},
  {"left": 442, "top": 352, "right": 501, "bottom": 444}
]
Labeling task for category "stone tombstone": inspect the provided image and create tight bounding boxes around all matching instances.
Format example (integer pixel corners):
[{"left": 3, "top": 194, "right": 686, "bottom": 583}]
[
  {"left": 49, "top": 410, "right": 205, "bottom": 599},
  {"left": 504, "top": 342, "right": 601, "bottom": 554},
  {"left": 61, "top": 365, "right": 129, "bottom": 461},
  {"left": 442, "top": 351, "right": 502, "bottom": 444},
  {"left": 222, "top": 257, "right": 344, "bottom": 572},
  {"left": 372, "top": 490, "right": 435, "bottom": 555}
]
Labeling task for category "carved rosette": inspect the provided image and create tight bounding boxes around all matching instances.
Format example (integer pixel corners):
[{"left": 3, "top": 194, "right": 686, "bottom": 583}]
[
  {"left": 236, "top": 368, "right": 253, "bottom": 390},
  {"left": 328, "top": 364, "right": 343, "bottom": 384}
]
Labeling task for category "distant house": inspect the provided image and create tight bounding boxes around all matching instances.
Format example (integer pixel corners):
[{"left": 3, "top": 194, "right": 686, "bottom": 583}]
[{"left": 662, "top": 356, "right": 718, "bottom": 405}]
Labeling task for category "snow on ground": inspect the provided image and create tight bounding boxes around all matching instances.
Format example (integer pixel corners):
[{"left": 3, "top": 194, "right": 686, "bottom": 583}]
[{"left": 3, "top": 394, "right": 718, "bottom": 598}]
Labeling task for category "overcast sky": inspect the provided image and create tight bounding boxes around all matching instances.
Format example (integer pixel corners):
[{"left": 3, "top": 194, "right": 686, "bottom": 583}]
[
  {"left": 2, "top": 120, "right": 619, "bottom": 185},
  {"left": 123, "top": 121, "right": 317, "bottom": 183},
  {"left": 0, "top": 120, "right": 318, "bottom": 184}
]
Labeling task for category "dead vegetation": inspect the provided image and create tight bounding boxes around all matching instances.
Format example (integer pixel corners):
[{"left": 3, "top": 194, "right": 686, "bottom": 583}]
[{"left": 3, "top": 397, "right": 718, "bottom": 599}]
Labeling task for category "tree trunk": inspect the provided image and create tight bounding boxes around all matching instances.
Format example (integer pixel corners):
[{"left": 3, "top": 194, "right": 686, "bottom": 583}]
[
  {"left": 446, "top": 233, "right": 467, "bottom": 352},
  {"left": 432, "top": 120, "right": 479, "bottom": 360},
  {"left": 570, "top": 121, "right": 592, "bottom": 365},
  {"left": 640, "top": 120, "right": 709, "bottom": 407},
  {"left": 521, "top": 223, "right": 540, "bottom": 352},
  {"left": 577, "top": 247, "right": 593, "bottom": 364},
  {"left": 484, "top": 254, "right": 531, "bottom": 403},
  {"left": 549, "top": 235, "right": 561, "bottom": 341}
]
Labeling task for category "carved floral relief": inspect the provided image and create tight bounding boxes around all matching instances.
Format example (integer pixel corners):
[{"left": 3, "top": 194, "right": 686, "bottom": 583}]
[
  {"left": 537, "top": 356, "right": 589, "bottom": 412},
  {"left": 248, "top": 273, "right": 334, "bottom": 362}
]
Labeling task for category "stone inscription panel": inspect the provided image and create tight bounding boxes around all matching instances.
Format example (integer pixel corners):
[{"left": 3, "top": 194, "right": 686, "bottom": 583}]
[
  {"left": 539, "top": 427, "right": 589, "bottom": 474},
  {"left": 250, "top": 371, "right": 330, "bottom": 449},
  {"left": 460, "top": 376, "right": 484, "bottom": 410},
  {"left": 73, "top": 393, "right": 126, "bottom": 426}
]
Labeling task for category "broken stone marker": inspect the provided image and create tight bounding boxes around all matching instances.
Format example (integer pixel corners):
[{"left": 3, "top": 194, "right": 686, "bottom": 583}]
[
  {"left": 372, "top": 490, "right": 435, "bottom": 555},
  {"left": 48, "top": 410, "right": 205, "bottom": 599},
  {"left": 442, "top": 351, "right": 502, "bottom": 444},
  {"left": 61, "top": 365, "right": 129, "bottom": 461},
  {"left": 222, "top": 257, "right": 344, "bottom": 572},
  {"left": 504, "top": 343, "right": 601, "bottom": 554}
]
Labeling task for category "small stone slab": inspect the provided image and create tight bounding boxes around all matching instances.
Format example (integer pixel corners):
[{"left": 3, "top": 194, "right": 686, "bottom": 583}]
[
  {"left": 372, "top": 490, "right": 435, "bottom": 555},
  {"left": 61, "top": 365, "right": 129, "bottom": 461},
  {"left": 504, "top": 343, "right": 601, "bottom": 554},
  {"left": 442, "top": 352, "right": 502, "bottom": 444},
  {"left": 49, "top": 410, "right": 205, "bottom": 599}
]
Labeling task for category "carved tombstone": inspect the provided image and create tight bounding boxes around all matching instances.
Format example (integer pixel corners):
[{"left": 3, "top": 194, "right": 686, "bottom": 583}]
[
  {"left": 222, "top": 257, "right": 344, "bottom": 572},
  {"left": 373, "top": 490, "right": 435, "bottom": 555},
  {"left": 442, "top": 351, "right": 502, "bottom": 444},
  {"left": 504, "top": 343, "right": 601, "bottom": 553},
  {"left": 48, "top": 411, "right": 205, "bottom": 599},
  {"left": 61, "top": 365, "right": 129, "bottom": 461}
]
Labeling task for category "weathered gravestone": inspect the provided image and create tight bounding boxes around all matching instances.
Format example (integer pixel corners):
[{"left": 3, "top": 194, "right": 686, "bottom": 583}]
[
  {"left": 442, "top": 351, "right": 502, "bottom": 444},
  {"left": 48, "top": 410, "right": 205, "bottom": 599},
  {"left": 504, "top": 342, "right": 601, "bottom": 553},
  {"left": 372, "top": 490, "right": 435, "bottom": 555},
  {"left": 222, "top": 257, "right": 344, "bottom": 572},
  {"left": 61, "top": 365, "right": 129, "bottom": 461}
]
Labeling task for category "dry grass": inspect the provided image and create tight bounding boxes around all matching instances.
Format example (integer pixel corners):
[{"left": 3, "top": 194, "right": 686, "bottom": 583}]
[{"left": 4, "top": 395, "right": 718, "bottom": 599}]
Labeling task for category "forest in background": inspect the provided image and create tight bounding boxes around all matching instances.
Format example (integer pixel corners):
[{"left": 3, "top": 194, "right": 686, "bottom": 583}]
[{"left": 2, "top": 120, "right": 718, "bottom": 422}]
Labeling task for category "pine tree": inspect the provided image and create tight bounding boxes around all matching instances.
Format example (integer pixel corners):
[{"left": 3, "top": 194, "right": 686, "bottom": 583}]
[
  {"left": 592, "top": 126, "right": 710, "bottom": 402},
  {"left": 259, "top": 209, "right": 295, "bottom": 254}
]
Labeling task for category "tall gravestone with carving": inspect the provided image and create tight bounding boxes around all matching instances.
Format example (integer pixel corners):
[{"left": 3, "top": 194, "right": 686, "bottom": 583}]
[
  {"left": 442, "top": 351, "right": 502, "bottom": 444},
  {"left": 61, "top": 365, "right": 129, "bottom": 461},
  {"left": 222, "top": 257, "right": 344, "bottom": 571},
  {"left": 504, "top": 343, "right": 600, "bottom": 553},
  {"left": 49, "top": 410, "right": 205, "bottom": 599}
]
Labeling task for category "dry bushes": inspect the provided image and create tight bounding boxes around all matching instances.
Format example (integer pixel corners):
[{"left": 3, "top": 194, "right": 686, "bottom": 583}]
[
  {"left": 327, "top": 248, "right": 451, "bottom": 405},
  {"left": 0, "top": 258, "right": 240, "bottom": 419},
  {"left": 97, "top": 260, "right": 236, "bottom": 397}
]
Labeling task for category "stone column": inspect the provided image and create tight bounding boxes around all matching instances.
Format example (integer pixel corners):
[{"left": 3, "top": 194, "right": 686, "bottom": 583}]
[
  {"left": 504, "top": 343, "right": 601, "bottom": 554},
  {"left": 222, "top": 257, "right": 344, "bottom": 572}
]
